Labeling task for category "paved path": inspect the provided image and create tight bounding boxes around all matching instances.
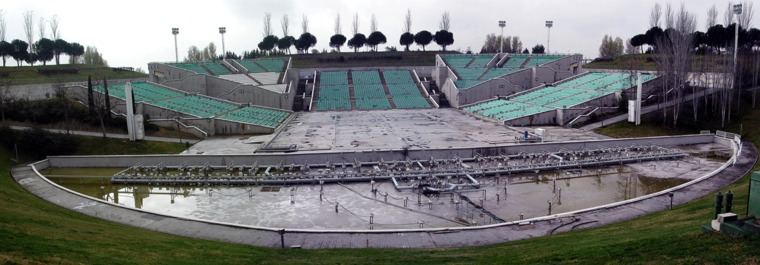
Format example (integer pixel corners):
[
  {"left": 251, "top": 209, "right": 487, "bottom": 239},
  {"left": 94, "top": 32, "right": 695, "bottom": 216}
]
[
  {"left": 580, "top": 88, "right": 720, "bottom": 130},
  {"left": 8, "top": 125, "right": 199, "bottom": 144},
  {"left": 10, "top": 141, "right": 756, "bottom": 249}
]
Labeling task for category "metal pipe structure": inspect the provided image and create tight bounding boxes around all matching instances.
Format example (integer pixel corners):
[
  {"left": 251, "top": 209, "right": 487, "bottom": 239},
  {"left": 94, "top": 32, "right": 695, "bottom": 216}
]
[
  {"left": 171, "top": 28, "right": 179, "bottom": 63},
  {"left": 112, "top": 146, "right": 687, "bottom": 186}
]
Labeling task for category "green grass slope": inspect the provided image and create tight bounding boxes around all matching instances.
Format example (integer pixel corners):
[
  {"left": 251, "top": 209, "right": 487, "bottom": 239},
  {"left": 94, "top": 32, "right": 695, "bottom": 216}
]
[
  {"left": 0, "top": 64, "right": 146, "bottom": 85},
  {"left": 1, "top": 117, "right": 760, "bottom": 264}
]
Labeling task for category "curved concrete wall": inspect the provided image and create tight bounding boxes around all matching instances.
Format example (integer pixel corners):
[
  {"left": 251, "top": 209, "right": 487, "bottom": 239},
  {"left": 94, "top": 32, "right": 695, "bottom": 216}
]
[{"left": 13, "top": 135, "right": 755, "bottom": 249}]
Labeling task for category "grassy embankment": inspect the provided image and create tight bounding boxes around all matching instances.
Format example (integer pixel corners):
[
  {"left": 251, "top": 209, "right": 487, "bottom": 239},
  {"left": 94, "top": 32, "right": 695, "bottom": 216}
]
[
  {"left": 0, "top": 64, "right": 146, "bottom": 85},
  {"left": 1, "top": 115, "right": 760, "bottom": 264}
]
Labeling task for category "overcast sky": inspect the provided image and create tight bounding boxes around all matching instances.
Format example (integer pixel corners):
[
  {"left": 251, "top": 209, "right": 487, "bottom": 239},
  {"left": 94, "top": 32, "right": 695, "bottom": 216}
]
[{"left": 1, "top": 0, "right": 755, "bottom": 70}]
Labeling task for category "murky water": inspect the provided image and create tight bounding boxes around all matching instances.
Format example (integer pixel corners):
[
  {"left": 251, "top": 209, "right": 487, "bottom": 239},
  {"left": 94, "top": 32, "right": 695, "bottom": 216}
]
[{"left": 45, "top": 165, "right": 692, "bottom": 230}]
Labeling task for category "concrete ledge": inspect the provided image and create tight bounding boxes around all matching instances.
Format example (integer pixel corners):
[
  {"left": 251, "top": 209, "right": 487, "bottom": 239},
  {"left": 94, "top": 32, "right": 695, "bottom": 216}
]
[
  {"left": 44, "top": 134, "right": 717, "bottom": 167},
  {"left": 11, "top": 140, "right": 756, "bottom": 249}
]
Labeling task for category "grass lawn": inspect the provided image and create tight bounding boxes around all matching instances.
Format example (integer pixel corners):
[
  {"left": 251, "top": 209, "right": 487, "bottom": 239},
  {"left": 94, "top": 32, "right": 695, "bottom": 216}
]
[
  {"left": 2, "top": 116, "right": 760, "bottom": 263},
  {"left": 594, "top": 122, "right": 696, "bottom": 138},
  {"left": 0, "top": 64, "right": 146, "bottom": 85},
  {"left": 583, "top": 54, "right": 736, "bottom": 72},
  {"left": 71, "top": 135, "right": 187, "bottom": 155}
]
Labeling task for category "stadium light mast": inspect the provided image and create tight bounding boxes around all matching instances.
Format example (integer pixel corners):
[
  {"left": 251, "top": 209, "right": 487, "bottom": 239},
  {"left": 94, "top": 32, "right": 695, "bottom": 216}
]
[
  {"left": 545, "top": 21, "right": 553, "bottom": 54},
  {"left": 732, "top": 4, "right": 742, "bottom": 77},
  {"left": 171, "top": 28, "right": 179, "bottom": 63},
  {"left": 498, "top": 20, "right": 506, "bottom": 54},
  {"left": 219, "top": 27, "right": 227, "bottom": 60}
]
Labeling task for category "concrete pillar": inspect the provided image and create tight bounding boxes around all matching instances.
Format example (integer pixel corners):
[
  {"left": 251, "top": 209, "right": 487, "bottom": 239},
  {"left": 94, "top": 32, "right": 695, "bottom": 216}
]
[
  {"left": 556, "top": 109, "right": 564, "bottom": 126},
  {"left": 125, "top": 82, "right": 136, "bottom": 141},
  {"left": 636, "top": 72, "right": 642, "bottom": 126}
]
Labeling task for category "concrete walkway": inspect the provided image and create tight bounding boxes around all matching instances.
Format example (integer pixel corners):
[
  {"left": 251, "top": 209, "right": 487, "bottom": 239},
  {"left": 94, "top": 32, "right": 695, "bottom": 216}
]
[
  {"left": 580, "top": 87, "right": 721, "bottom": 131},
  {"left": 8, "top": 125, "right": 199, "bottom": 144},
  {"left": 10, "top": 142, "right": 756, "bottom": 249}
]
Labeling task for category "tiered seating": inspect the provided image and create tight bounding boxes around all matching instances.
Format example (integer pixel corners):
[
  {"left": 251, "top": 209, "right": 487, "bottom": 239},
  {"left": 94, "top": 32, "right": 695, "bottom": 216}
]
[
  {"left": 479, "top": 68, "right": 519, "bottom": 80},
  {"left": 219, "top": 106, "right": 290, "bottom": 128},
  {"left": 94, "top": 82, "right": 185, "bottom": 103},
  {"left": 352, "top": 70, "right": 390, "bottom": 110},
  {"left": 502, "top": 55, "right": 529, "bottom": 68},
  {"left": 234, "top": 58, "right": 287, "bottom": 73},
  {"left": 468, "top": 54, "right": 496, "bottom": 68},
  {"left": 464, "top": 72, "right": 656, "bottom": 122},
  {"left": 237, "top": 60, "right": 267, "bottom": 73},
  {"left": 204, "top": 62, "right": 232, "bottom": 75},
  {"left": 255, "top": 58, "right": 286, "bottom": 72},
  {"left": 442, "top": 55, "right": 474, "bottom": 68},
  {"left": 442, "top": 54, "right": 563, "bottom": 90},
  {"left": 523, "top": 55, "right": 564, "bottom": 68},
  {"left": 383, "top": 70, "right": 431, "bottom": 109},
  {"left": 315, "top": 71, "right": 351, "bottom": 111},
  {"left": 93, "top": 81, "right": 292, "bottom": 129},
  {"left": 170, "top": 62, "right": 232, "bottom": 76},
  {"left": 153, "top": 95, "right": 238, "bottom": 118},
  {"left": 171, "top": 63, "right": 210, "bottom": 74},
  {"left": 320, "top": 71, "right": 349, "bottom": 85}
]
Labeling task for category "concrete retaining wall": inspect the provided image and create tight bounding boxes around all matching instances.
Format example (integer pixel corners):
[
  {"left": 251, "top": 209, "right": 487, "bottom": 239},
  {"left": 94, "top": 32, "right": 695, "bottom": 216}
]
[
  {"left": 45, "top": 134, "right": 716, "bottom": 168},
  {"left": 6, "top": 78, "right": 146, "bottom": 101},
  {"left": 434, "top": 54, "right": 583, "bottom": 108},
  {"left": 13, "top": 134, "right": 754, "bottom": 249}
]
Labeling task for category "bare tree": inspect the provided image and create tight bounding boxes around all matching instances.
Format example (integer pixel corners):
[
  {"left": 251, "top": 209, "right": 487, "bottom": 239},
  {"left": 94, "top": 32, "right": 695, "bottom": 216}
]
[
  {"left": 737, "top": 1, "right": 754, "bottom": 29},
  {"left": 370, "top": 14, "right": 377, "bottom": 32},
  {"left": 440, "top": 12, "right": 450, "bottom": 31},
  {"left": 281, "top": 14, "right": 289, "bottom": 36},
  {"left": 664, "top": 3, "right": 674, "bottom": 29},
  {"left": 0, "top": 79, "right": 11, "bottom": 123},
  {"left": 38, "top": 17, "right": 46, "bottom": 39},
  {"left": 23, "top": 11, "right": 34, "bottom": 52},
  {"left": 334, "top": 13, "right": 341, "bottom": 35},
  {"left": 723, "top": 3, "right": 734, "bottom": 27},
  {"left": 403, "top": 9, "right": 412, "bottom": 33},
  {"left": 49, "top": 15, "right": 60, "bottom": 39},
  {"left": 263, "top": 13, "right": 272, "bottom": 37},
  {"left": 654, "top": 3, "right": 696, "bottom": 127},
  {"left": 752, "top": 48, "right": 760, "bottom": 108},
  {"left": 706, "top": 5, "right": 718, "bottom": 29},
  {"left": 650, "top": 3, "right": 662, "bottom": 28},
  {"left": 92, "top": 83, "right": 110, "bottom": 137},
  {"left": 352, "top": 13, "right": 359, "bottom": 35},
  {"left": 0, "top": 10, "right": 6, "bottom": 42},
  {"left": 301, "top": 14, "right": 309, "bottom": 34},
  {"left": 52, "top": 81, "right": 71, "bottom": 133}
]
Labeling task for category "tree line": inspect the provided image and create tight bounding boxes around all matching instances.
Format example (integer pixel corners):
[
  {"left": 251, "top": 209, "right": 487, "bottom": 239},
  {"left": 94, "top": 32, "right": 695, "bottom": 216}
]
[
  {"left": 0, "top": 10, "right": 88, "bottom": 67},
  {"left": 623, "top": 2, "right": 759, "bottom": 128},
  {"left": 182, "top": 10, "right": 455, "bottom": 62}
]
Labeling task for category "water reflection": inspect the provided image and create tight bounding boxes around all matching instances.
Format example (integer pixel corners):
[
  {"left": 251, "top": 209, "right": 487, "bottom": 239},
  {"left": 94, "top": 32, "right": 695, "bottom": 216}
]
[{"left": 46, "top": 167, "right": 689, "bottom": 229}]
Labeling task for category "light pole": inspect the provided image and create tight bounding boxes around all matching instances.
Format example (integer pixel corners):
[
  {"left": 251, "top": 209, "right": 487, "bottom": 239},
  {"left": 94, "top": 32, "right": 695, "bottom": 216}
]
[
  {"left": 498, "top": 20, "right": 506, "bottom": 54},
  {"left": 732, "top": 4, "right": 742, "bottom": 77},
  {"left": 171, "top": 28, "right": 179, "bottom": 63},
  {"left": 731, "top": 3, "right": 742, "bottom": 92},
  {"left": 545, "top": 21, "right": 553, "bottom": 54},
  {"left": 219, "top": 27, "right": 227, "bottom": 60}
]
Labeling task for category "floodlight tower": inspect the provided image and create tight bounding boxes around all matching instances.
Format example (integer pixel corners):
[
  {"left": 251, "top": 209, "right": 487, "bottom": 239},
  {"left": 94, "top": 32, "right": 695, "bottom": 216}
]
[
  {"left": 545, "top": 21, "right": 553, "bottom": 54},
  {"left": 498, "top": 20, "right": 506, "bottom": 54},
  {"left": 219, "top": 27, "right": 227, "bottom": 60},
  {"left": 171, "top": 28, "right": 179, "bottom": 63},
  {"left": 732, "top": 4, "right": 742, "bottom": 76}
]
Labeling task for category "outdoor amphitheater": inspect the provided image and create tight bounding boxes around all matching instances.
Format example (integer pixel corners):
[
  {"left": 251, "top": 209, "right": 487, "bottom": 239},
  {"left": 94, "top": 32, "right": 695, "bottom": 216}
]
[{"left": 12, "top": 52, "right": 756, "bottom": 249}]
